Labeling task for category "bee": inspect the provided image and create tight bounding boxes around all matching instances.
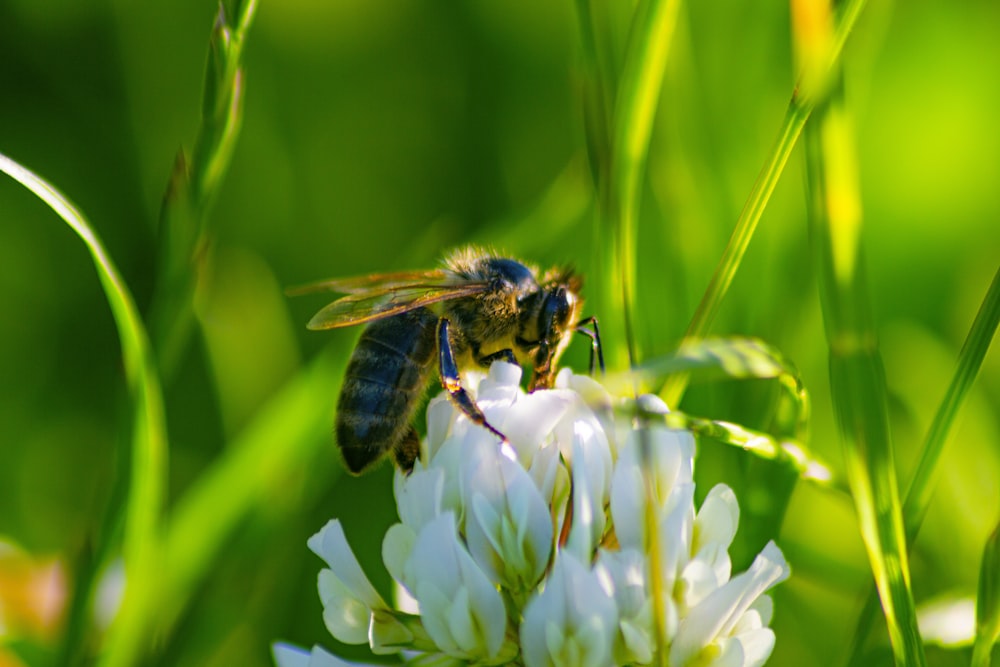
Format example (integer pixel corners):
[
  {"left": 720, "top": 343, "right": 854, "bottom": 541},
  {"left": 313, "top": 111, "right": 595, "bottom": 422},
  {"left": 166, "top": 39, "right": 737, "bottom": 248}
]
[{"left": 292, "top": 247, "right": 604, "bottom": 474}]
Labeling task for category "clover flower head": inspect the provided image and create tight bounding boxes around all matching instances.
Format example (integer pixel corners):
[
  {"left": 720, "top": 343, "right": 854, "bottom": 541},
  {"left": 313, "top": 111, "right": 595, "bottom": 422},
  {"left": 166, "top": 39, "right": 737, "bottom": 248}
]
[{"left": 275, "top": 362, "right": 790, "bottom": 667}]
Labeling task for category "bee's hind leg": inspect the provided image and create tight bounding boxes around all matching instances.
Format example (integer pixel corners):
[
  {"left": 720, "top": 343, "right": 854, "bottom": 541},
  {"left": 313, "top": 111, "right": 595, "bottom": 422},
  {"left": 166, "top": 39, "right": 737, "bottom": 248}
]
[
  {"left": 392, "top": 425, "right": 421, "bottom": 473},
  {"left": 437, "top": 318, "right": 507, "bottom": 442}
]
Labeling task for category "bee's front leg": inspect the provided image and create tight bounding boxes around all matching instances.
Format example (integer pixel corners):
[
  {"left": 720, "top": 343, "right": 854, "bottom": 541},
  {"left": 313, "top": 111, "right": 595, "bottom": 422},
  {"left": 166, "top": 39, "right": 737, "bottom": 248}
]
[
  {"left": 574, "top": 315, "right": 605, "bottom": 376},
  {"left": 437, "top": 318, "right": 507, "bottom": 442},
  {"left": 528, "top": 343, "right": 555, "bottom": 392},
  {"left": 476, "top": 348, "right": 517, "bottom": 367}
]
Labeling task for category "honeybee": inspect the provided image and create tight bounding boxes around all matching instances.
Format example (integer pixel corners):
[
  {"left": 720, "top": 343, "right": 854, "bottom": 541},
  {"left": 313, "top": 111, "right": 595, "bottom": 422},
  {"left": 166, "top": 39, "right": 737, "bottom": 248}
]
[{"left": 292, "top": 247, "right": 603, "bottom": 474}]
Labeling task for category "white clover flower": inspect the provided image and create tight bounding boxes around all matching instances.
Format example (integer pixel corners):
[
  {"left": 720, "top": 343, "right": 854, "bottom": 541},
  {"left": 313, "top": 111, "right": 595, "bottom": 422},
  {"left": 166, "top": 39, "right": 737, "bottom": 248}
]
[{"left": 275, "top": 362, "right": 790, "bottom": 666}]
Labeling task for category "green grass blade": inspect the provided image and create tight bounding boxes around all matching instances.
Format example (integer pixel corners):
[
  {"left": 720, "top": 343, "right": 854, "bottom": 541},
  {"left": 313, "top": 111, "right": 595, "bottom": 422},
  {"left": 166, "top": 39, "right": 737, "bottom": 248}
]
[
  {"left": 192, "top": 0, "right": 258, "bottom": 206},
  {"left": 660, "top": 408, "right": 840, "bottom": 491},
  {"left": 573, "top": 0, "right": 615, "bottom": 191},
  {"left": 606, "top": 0, "right": 682, "bottom": 373},
  {"left": 661, "top": 0, "right": 869, "bottom": 408},
  {"left": 847, "top": 265, "right": 1000, "bottom": 661},
  {"left": 604, "top": 3, "right": 684, "bottom": 662},
  {"left": 904, "top": 266, "right": 1000, "bottom": 536},
  {"left": 804, "top": 77, "right": 925, "bottom": 667},
  {"left": 0, "top": 153, "right": 169, "bottom": 667},
  {"left": 157, "top": 347, "right": 343, "bottom": 633},
  {"left": 150, "top": 0, "right": 259, "bottom": 376},
  {"left": 630, "top": 336, "right": 801, "bottom": 383},
  {"left": 973, "top": 520, "right": 1000, "bottom": 667}
]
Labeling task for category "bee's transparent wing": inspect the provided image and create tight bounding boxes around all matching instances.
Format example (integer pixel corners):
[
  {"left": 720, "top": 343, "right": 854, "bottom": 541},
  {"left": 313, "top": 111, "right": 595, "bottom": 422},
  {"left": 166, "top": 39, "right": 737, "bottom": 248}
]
[
  {"left": 306, "top": 281, "right": 490, "bottom": 329},
  {"left": 286, "top": 269, "right": 452, "bottom": 296}
]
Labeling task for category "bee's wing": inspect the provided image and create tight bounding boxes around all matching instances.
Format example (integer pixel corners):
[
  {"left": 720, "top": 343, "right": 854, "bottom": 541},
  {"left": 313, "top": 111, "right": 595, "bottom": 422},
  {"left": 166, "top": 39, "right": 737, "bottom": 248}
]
[
  {"left": 287, "top": 269, "right": 451, "bottom": 296},
  {"left": 306, "top": 281, "right": 490, "bottom": 330}
]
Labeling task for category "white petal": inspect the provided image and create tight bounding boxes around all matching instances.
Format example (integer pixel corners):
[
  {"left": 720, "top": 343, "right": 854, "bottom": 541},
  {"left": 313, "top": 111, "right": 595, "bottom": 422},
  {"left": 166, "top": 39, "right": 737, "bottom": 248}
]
[
  {"left": 307, "top": 521, "right": 386, "bottom": 645},
  {"left": 528, "top": 440, "right": 563, "bottom": 504},
  {"left": 425, "top": 393, "right": 457, "bottom": 459},
  {"left": 413, "top": 584, "right": 460, "bottom": 654},
  {"left": 750, "top": 594, "right": 774, "bottom": 627},
  {"left": 655, "top": 482, "right": 696, "bottom": 586},
  {"left": 426, "top": 436, "right": 466, "bottom": 521},
  {"left": 564, "top": 436, "right": 608, "bottom": 561},
  {"left": 694, "top": 484, "right": 740, "bottom": 555},
  {"left": 554, "top": 396, "right": 611, "bottom": 478},
  {"left": 680, "top": 557, "right": 722, "bottom": 610},
  {"left": 271, "top": 643, "right": 379, "bottom": 667},
  {"left": 381, "top": 523, "right": 416, "bottom": 592},
  {"left": 706, "top": 636, "right": 746, "bottom": 667},
  {"left": 317, "top": 569, "right": 371, "bottom": 645},
  {"left": 670, "top": 541, "right": 789, "bottom": 665},
  {"left": 610, "top": 427, "right": 693, "bottom": 550},
  {"left": 394, "top": 466, "right": 445, "bottom": 531},
  {"left": 409, "top": 512, "right": 506, "bottom": 659},
  {"left": 308, "top": 521, "right": 385, "bottom": 610},
  {"left": 520, "top": 552, "right": 618, "bottom": 667},
  {"left": 272, "top": 643, "right": 311, "bottom": 667},
  {"left": 560, "top": 371, "right": 618, "bottom": 455},
  {"left": 500, "top": 390, "right": 575, "bottom": 467},
  {"left": 619, "top": 617, "right": 654, "bottom": 665},
  {"left": 595, "top": 549, "right": 658, "bottom": 665},
  {"left": 733, "top": 628, "right": 776, "bottom": 667},
  {"left": 463, "top": 443, "right": 553, "bottom": 591},
  {"left": 595, "top": 548, "right": 648, "bottom": 617},
  {"left": 477, "top": 360, "right": 523, "bottom": 400}
]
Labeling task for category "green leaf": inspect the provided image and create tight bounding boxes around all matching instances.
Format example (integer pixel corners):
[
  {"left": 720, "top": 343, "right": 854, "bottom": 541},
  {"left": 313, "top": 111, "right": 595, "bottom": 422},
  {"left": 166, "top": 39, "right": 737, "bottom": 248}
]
[{"left": 0, "top": 153, "right": 169, "bottom": 667}]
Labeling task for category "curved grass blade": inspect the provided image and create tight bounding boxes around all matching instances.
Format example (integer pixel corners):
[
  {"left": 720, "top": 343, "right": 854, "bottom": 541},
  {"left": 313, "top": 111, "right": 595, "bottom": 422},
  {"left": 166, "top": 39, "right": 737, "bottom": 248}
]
[
  {"left": 611, "top": 336, "right": 810, "bottom": 435},
  {"left": 608, "top": 336, "right": 836, "bottom": 488},
  {"left": 150, "top": 0, "right": 259, "bottom": 376},
  {"left": 661, "top": 0, "right": 869, "bottom": 408},
  {"left": 903, "top": 266, "right": 999, "bottom": 539},
  {"left": 973, "top": 520, "right": 1000, "bottom": 667},
  {"left": 848, "top": 264, "right": 1000, "bottom": 662},
  {"left": 573, "top": 0, "right": 616, "bottom": 191},
  {"left": 652, "top": 407, "right": 840, "bottom": 491},
  {"left": 805, "top": 74, "right": 925, "bottom": 666},
  {"left": 0, "top": 153, "right": 169, "bottom": 667},
  {"left": 631, "top": 336, "right": 800, "bottom": 382},
  {"left": 608, "top": 0, "right": 682, "bottom": 376}
]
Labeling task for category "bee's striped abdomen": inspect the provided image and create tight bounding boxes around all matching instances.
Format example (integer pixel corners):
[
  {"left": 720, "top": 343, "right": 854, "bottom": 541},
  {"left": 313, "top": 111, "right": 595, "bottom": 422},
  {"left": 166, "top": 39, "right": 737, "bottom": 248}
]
[{"left": 335, "top": 307, "right": 438, "bottom": 473}]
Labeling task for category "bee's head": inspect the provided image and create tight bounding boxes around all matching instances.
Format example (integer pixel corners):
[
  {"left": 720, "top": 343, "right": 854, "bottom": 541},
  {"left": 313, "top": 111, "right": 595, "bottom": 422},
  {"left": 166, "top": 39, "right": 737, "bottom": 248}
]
[{"left": 518, "top": 270, "right": 583, "bottom": 390}]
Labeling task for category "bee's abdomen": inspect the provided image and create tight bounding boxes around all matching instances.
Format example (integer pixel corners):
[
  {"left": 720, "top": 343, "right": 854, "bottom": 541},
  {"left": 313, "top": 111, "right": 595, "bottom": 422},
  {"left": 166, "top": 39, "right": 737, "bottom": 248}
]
[{"left": 336, "top": 308, "right": 438, "bottom": 473}]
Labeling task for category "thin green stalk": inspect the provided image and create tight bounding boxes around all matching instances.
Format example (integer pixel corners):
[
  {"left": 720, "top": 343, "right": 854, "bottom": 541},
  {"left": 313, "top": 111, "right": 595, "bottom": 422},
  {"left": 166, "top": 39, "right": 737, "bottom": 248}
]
[
  {"left": 609, "top": 0, "right": 682, "bottom": 374},
  {"left": 0, "top": 153, "right": 169, "bottom": 667},
  {"left": 847, "top": 264, "right": 1000, "bottom": 662},
  {"left": 661, "top": 0, "right": 868, "bottom": 408},
  {"left": 903, "top": 265, "right": 1000, "bottom": 535},
  {"left": 805, "top": 79, "right": 925, "bottom": 667},
  {"left": 574, "top": 0, "right": 615, "bottom": 192},
  {"left": 150, "top": 0, "right": 259, "bottom": 377}
]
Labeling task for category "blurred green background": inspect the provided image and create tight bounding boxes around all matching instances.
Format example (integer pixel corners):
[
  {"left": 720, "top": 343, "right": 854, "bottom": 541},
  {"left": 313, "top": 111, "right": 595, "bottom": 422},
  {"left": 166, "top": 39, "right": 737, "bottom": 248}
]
[{"left": 0, "top": 0, "right": 997, "bottom": 665}]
